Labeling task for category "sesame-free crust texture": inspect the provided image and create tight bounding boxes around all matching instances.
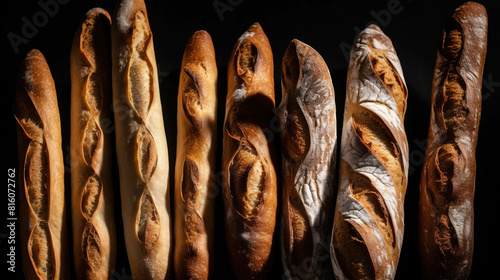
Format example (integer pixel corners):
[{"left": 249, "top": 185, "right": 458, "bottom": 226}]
[
  {"left": 330, "top": 25, "right": 409, "bottom": 280},
  {"left": 70, "top": 8, "right": 117, "bottom": 280},
  {"left": 222, "top": 22, "right": 278, "bottom": 280},
  {"left": 174, "top": 30, "right": 218, "bottom": 280},
  {"left": 278, "top": 39, "right": 337, "bottom": 279},
  {"left": 418, "top": 2, "right": 488, "bottom": 279},
  {"left": 111, "top": 0, "right": 172, "bottom": 278},
  {"left": 14, "top": 49, "right": 69, "bottom": 280}
]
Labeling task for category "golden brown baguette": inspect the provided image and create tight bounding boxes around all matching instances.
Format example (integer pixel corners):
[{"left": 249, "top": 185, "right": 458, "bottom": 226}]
[
  {"left": 277, "top": 39, "right": 336, "bottom": 279},
  {"left": 330, "top": 25, "right": 409, "bottom": 280},
  {"left": 70, "top": 7, "right": 116, "bottom": 280},
  {"left": 14, "top": 49, "right": 69, "bottom": 280},
  {"left": 111, "top": 0, "right": 172, "bottom": 278},
  {"left": 174, "top": 30, "right": 217, "bottom": 280},
  {"left": 222, "top": 22, "right": 277, "bottom": 280},
  {"left": 418, "top": 2, "right": 488, "bottom": 279}
]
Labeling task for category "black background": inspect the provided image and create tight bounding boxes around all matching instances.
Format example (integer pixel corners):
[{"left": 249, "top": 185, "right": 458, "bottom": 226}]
[{"left": 2, "top": 0, "right": 499, "bottom": 279}]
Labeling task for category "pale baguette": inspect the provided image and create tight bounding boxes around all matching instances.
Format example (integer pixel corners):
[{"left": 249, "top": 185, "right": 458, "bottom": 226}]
[{"left": 111, "top": 0, "right": 172, "bottom": 278}]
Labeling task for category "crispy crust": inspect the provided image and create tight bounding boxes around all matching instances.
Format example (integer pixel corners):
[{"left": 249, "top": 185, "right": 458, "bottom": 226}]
[
  {"left": 418, "top": 2, "right": 488, "bottom": 279},
  {"left": 174, "top": 30, "right": 217, "bottom": 280},
  {"left": 222, "top": 22, "right": 278, "bottom": 280},
  {"left": 278, "top": 39, "right": 337, "bottom": 279},
  {"left": 111, "top": 0, "right": 172, "bottom": 278},
  {"left": 331, "top": 24, "right": 409, "bottom": 280},
  {"left": 70, "top": 7, "right": 117, "bottom": 280},
  {"left": 14, "top": 49, "right": 69, "bottom": 280}
]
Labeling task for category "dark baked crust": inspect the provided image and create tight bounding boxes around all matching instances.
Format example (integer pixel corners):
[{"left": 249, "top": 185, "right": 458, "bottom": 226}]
[
  {"left": 222, "top": 22, "right": 278, "bottom": 280},
  {"left": 418, "top": 2, "right": 488, "bottom": 279},
  {"left": 174, "top": 30, "right": 217, "bottom": 280}
]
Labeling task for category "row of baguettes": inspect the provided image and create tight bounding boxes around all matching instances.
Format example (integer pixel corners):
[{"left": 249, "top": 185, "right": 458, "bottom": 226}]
[
  {"left": 13, "top": 0, "right": 487, "bottom": 279},
  {"left": 13, "top": 1, "right": 172, "bottom": 279}
]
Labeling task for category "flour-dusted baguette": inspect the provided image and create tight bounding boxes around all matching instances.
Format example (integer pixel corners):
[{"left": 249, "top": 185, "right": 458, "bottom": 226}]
[
  {"left": 14, "top": 49, "right": 69, "bottom": 280},
  {"left": 278, "top": 39, "right": 336, "bottom": 279},
  {"left": 330, "top": 25, "right": 409, "bottom": 279},
  {"left": 222, "top": 22, "right": 277, "bottom": 280},
  {"left": 111, "top": 0, "right": 172, "bottom": 278},
  {"left": 70, "top": 8, "right": 116, "bottom": 280},
  {"left": 174, "top": 30, "right": 217, "bottom": 280},
  {"left": 418, "top": 2, "right": 487, "bottom": 279}
]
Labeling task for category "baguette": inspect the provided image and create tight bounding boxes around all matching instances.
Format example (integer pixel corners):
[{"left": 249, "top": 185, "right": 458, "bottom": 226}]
[
  {"left": 70, "top": 8, "right": 116, "bottom": 279},
  {"left": 277, "top": 39, "right": 336, "bottom": 279},
  {"left": 174, "top": 30, "right": 217, "bottom": 280},
  {"left": 330, "top": 24, "right": 409, "bottom": 279},
  {"left": 14, "top": 49, "right": 69, "bottom": 280},
  {"left": 111, "top": 0, "right": 172, "bottom": 278},
  {"left": 222, "top": 22, "right": 277, "bottom": 280},
  {"left": 418, "top": 2, "right": 488, "bottom": 279}
]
